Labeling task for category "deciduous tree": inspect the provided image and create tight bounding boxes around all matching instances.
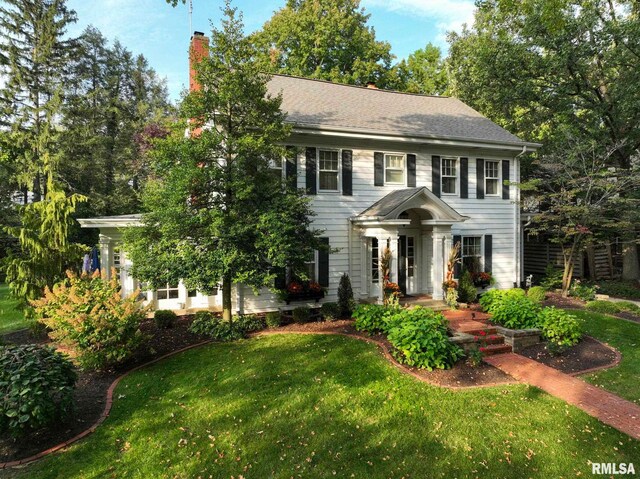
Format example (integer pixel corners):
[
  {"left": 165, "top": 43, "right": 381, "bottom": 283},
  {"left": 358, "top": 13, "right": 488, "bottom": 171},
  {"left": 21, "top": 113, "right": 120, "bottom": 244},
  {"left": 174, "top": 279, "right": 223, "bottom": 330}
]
[{"left": 125, "top": 3, "right": 322, "bottom": 322}]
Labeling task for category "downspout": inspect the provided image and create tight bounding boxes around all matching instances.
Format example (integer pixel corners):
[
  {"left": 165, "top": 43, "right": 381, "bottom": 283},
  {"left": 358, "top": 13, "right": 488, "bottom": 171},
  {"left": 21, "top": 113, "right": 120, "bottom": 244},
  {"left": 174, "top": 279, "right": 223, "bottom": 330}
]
[{"left": 514, "top": 145, "right": 528, "bottom": 287}]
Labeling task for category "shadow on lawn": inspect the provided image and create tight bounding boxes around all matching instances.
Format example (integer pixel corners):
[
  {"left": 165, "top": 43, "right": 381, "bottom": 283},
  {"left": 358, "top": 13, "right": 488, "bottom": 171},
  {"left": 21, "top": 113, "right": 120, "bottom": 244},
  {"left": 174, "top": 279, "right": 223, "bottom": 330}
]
[{"left": 13, "top": 334, "right": 640, "bottom": 478}]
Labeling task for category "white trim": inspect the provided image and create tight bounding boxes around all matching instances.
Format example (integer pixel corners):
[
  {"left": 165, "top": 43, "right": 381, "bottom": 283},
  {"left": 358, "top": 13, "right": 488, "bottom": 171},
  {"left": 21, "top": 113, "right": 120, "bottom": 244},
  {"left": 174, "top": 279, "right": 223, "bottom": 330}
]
[
  {"left": 383, "top": 152, "right": 406, "bottom": 186},
  {"left": 484, "top": 159, "right": 501, "bottom": 197},
  {"left": 317, "top": 148, "right": 341, "bottom": 193},
  {"left": 290, "top": 125, "right": 542, "bottom": 150}
]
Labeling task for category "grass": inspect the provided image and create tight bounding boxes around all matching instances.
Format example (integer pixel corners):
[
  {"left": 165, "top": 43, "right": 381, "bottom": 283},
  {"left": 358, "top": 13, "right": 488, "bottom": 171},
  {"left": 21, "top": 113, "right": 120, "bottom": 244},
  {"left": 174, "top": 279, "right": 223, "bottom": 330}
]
[
  {"left": 572, "top": 309, "right": 640, "bottom": 404},
  {"left": 11, "top": 334, "right": 639, "bottom": 479},
  {"left": 0, "top": 283, "right": 29, "bottom": 335}
]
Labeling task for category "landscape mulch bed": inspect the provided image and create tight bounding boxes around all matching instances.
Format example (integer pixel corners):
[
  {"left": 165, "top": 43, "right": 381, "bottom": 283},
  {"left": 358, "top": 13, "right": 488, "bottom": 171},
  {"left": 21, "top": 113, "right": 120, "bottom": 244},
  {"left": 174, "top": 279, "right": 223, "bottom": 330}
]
[
  {"left": 0, "top": 315, "right": 204, "bottom": 464},
  {"left": 272, "top": 320, "right": 518, "bottom": 388},
  {"left": 519, "top": 336, "right": 619, "bottom": 375},
  {"left": 542, "top": 292, "right": 585, "bottom": 309}
]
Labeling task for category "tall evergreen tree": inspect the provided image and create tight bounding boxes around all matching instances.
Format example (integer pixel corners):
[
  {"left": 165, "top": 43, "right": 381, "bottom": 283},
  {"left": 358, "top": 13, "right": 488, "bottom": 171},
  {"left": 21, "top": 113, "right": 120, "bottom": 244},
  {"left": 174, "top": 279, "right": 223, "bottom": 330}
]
[
  {"left": 124, "top": 3, "right": 322, "bottom": 321},
  {"left": 59, "top": 26, "right": 172, "bottom": 235},
  {"left": 0, "top": 0, "right": 78, "bottom": 201}
]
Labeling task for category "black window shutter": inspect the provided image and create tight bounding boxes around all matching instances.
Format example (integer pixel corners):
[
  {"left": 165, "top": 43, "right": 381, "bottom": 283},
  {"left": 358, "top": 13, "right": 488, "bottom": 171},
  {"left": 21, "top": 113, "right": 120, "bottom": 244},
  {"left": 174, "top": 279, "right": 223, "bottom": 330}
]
[
  {"left": 374, "top": 152, "right": 384, "bottom": 186},
  {"left": 274, "top": 267, "right": 286, "bottom": 290},
  {"left": 285, "top": 146, "right": 297, "bottom": 187},
  {"left": 342, "top": 149, "right": 353, "bottom": 196},
  {"left": 432, "top": 155, "right": 441, "bottom": 197},
  {"left": 484, "top": 235, "right": 493, "bottom": 273},
  {"left": 502, "top": 160, "right": 510, "bottom": 199},
  {"left": 407, "top": 153, "right": 416, "bottom": 187},
  {"left": 453, "top": 235, "right": 462, "bottom": 278},
  {"left": 318, "top": 237, "right": 330, "bottom": 287},
  {"left": 460, "top": 157, "right": 468, "bottom": 198},
  {"left": 476, "top": 158, "right": 485, "bottom": 199},
  {"left": 305, "top": 147, "right": 317, "bottom": 195}
]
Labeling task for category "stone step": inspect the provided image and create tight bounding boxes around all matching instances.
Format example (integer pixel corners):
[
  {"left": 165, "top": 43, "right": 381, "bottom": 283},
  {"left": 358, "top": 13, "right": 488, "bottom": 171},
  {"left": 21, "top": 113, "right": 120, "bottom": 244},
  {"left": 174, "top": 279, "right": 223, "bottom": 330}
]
[{"left": 481, "top": 343, "right": 513, "bottom": 356}]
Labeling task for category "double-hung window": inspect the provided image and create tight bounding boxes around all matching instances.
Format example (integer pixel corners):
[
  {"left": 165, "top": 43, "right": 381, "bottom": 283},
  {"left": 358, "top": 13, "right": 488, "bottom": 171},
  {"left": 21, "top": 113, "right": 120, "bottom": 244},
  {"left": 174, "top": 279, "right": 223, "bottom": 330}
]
[
  {"left": 318, "top": 149, "right": 339, "bottom": 192},
  {"left": 305, "top": 250, "right": 318, "bottom": 281},
  {"left": 441, "top": 157, "right": 457, "bottom": 194},
  {"left": 385, "top": 154, "right": 405, "bottom": 184},
  {"left": 461, "top": 237, "right": 482, "bottom": 273},
  {"left": 157, "top": 283, "right": 179, "bottom": 300},
  {"left": 485, "top": 160, "right": 500, "bottom": 196},
  {"left": 270, "top": 157, "right": 284, "bottom": 180}
]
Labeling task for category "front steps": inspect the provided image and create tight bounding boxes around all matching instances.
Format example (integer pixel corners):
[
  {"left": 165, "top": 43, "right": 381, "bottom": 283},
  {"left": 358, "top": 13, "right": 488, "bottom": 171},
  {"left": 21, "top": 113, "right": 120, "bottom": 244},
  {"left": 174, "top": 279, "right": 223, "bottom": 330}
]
[{"left": 443, "top": 309, "right": 513, "bottom": 355}]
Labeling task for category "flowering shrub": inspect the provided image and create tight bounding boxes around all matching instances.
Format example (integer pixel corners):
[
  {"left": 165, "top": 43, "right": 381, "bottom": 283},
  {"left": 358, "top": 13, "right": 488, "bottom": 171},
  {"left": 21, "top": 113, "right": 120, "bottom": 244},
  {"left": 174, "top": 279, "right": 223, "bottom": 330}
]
[{"left": 31, "top": 270, "right": 147, "bottom": 370}]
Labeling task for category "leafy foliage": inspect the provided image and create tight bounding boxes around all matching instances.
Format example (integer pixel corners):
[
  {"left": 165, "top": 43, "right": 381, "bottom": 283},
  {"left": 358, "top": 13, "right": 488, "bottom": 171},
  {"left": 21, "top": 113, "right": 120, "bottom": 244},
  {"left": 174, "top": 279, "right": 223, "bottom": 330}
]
[
  {"left": 457, "top": 270, "right": 477, "bottom": 304},
  {"left": 591, "top": 280, "right": 640, "bottom": 300},
  {"left": 125, "top": 5, "right": 321, "bottom": 322},
  {"left": 527, "top": 286, "right": 547, "bottom": 304},
  {"left": 320, "top": 302, "right": 340, "bottom": 321},
  {"left": 392, "top": 43, "right": 449, "bottom": 95},
  {"left": 154, "top": 310, "right": 177, "bottom": 329},
  {"left": 235, "top": 314, "right": 266, "bottom": 333},
  {"left": 537, "top": 307, "right": 583, "bottom": 351},
  {"left": 292, "top": 306, "right": 312, "bottom": 324},
  {"left": 31, "top": 270, "right": 147, "bottom": 370},
  {"left": 386, "top": 307, "right": 463, "bottom": 371},
  {"left": 614, "top": 301, "right": 640, "bottom": 314},
  {"left": 490, "top": 294, "right": 541, "bottom": 329},
  {"left": 353, "top": 304, "right": 401, "bottom": 335},
  {"left": 265, "top": 311, "right": 283, "bottom": 328},
  {"left": 251, "top": 0, "right": 394, "bottom": 87},
  {"left": 0, "top": 344, "right": 76, "bottom": 435},
  {"left": 568, "top": 281, "right": 597, "bottom": 302},
  {"left": 188, "top": 312, "right": 245, "bottom": 342},
  {"left": 540, "top": 265, "right": 563, "bottom": 290},
  {"left": 337, "top": 273, "right": 355, "bottom": 318},
  {"left": 585, "top": 300, "right": 622, "bottom": 315},
  {"left": 479, "top": 288, "right": 525, "bottom": 313}
]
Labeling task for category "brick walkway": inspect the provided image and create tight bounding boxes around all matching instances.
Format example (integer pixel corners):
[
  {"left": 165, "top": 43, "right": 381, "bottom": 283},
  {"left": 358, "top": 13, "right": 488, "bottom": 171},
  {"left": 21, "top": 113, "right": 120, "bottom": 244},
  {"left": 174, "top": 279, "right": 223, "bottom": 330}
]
[{"left": 485, "top": 353, "right": 640, "bottom": 440}]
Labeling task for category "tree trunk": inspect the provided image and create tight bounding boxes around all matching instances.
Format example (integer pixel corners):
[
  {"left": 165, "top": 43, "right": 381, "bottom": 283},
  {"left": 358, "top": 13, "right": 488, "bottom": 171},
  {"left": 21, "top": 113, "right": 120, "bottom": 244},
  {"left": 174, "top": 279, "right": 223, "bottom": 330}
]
[
  {"left": 561, "top": 248, "right": 576, "bottom": 297},
  {"left": 622, "top": 240, "right": 640, "bottom": 281},
  {"left": 222, "top": 275, "right": 233, "bottom": 323}
]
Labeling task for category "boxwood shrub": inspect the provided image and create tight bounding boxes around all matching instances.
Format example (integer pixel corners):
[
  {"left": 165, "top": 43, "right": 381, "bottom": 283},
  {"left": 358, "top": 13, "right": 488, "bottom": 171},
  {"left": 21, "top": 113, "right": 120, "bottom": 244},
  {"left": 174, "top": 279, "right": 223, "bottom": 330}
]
[
  {"left": 386, "top": 307, "right": 463, "bottom": 371},
  {"left": 527, "top": 286, "right": 547, "bottom": 304},
  {"left": 0, "top": 345, "right": 77, "bottom": 435},
  {"left": 265, "top": 311, "right": 282, "bottom": 328},
  {"left": 320, "top": 302, "right": 340, "bottom": 321},
  {"left": 154, "top": 309, "right": 177, "bottom": 329}
]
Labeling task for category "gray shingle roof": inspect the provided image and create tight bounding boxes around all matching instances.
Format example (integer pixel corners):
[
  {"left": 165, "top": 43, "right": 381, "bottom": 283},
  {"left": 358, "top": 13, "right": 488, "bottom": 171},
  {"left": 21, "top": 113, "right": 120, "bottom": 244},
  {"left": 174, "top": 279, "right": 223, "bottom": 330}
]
[
  {"left": 359, "top": 188, "right": 425, "bottom": 217},
  {"left": 267, "top": 74, "right": 528, "bottom": 146}
]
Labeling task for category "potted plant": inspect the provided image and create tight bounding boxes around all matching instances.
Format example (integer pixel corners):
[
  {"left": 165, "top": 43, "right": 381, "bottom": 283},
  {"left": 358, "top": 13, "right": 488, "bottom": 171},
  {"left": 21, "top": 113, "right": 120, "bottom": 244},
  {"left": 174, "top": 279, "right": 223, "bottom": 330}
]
[{"left": 278, "top": 280, "right": 325, "bottom": 304}]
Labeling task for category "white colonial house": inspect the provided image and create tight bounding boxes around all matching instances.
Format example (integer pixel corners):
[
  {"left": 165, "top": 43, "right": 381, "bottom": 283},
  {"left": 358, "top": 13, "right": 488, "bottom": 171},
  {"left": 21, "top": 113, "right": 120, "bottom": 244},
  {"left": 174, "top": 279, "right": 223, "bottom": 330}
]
[{"left": 78, "top": 33, "right": 540, "bottom": 314}]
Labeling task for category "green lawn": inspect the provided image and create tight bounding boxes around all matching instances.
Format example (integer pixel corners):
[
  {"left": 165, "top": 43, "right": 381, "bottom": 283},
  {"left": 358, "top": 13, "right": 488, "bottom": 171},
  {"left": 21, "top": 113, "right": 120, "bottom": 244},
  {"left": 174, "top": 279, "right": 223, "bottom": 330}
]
[
  {"left": 574, "top": 309, "right": 640, "bottom": 404},
  {"left": 0, "top": 283, "right": 29, "bottom": 335},
  {"left": 12, "top": 334, "right": 639, "bottom": 479}
]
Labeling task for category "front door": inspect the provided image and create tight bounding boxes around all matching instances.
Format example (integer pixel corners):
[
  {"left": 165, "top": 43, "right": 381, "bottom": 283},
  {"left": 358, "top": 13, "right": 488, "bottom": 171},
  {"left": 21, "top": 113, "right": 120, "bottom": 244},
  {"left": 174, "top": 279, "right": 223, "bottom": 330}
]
[{"left": 398, "top": 235, "right": 416, "bottom": 295}]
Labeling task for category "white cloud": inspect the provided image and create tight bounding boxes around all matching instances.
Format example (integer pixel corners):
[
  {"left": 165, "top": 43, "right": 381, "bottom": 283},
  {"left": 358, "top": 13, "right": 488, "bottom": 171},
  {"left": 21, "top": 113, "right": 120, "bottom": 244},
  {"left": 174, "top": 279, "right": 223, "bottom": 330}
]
[{"left": 364, "top": 0, "right": 475, "bottom": 37}]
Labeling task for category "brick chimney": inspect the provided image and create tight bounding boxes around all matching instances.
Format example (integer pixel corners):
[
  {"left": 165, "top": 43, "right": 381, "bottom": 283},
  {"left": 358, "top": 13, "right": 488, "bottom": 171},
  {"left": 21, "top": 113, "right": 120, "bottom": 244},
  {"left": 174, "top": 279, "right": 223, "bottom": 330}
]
[{"left": 189, "top": 31, "right": 209, "bottom": 92}]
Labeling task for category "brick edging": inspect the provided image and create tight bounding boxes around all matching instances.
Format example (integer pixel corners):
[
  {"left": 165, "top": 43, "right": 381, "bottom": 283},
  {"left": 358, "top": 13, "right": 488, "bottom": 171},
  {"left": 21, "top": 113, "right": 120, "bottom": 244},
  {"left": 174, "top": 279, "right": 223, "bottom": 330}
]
[{"left": 0, "top": 340, "right": 212, "bottom": 470}]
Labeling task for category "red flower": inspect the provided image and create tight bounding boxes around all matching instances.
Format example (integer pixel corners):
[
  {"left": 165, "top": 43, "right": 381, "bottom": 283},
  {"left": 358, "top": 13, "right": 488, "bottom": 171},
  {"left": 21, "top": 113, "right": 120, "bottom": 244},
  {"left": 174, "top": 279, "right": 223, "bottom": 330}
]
[
  {"left": 479, "top": 347, "right": 486, "bottom": 352},
  {"left": 479, "top": 330, "right": 487, "bottom": 336},
  {"left": 308, "top": 281, "right": 322, "bottom": 292}
]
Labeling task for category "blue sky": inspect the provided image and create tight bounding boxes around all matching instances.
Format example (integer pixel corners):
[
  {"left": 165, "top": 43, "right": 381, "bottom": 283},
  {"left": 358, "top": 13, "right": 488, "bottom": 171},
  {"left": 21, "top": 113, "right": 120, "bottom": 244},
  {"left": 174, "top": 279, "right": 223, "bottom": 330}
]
[{"left": 65, "top": 0, "right": 476, "bottom": 102}]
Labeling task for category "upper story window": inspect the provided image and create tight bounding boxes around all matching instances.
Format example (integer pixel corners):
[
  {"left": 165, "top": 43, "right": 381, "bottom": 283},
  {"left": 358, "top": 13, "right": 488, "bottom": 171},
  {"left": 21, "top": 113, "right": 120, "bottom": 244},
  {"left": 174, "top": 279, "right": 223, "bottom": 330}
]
[
  {"left": 318, "top": 149, "right": 339, "bottom": 192},
  {"left": 385, "top": 154, "right": 405, "bottom": 184},
  {"left": 485, "top": 160, "right": 500, "bottom": 196},
  {"left": 442, "top": 157, "right": 457, "bottom": 194}
]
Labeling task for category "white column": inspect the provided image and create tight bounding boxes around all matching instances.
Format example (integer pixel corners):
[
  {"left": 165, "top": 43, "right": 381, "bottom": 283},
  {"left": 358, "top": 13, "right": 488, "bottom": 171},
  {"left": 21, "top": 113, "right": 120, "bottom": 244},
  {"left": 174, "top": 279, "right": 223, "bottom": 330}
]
[
  {"left": 431, "top": 227, "right": 452, "bottom": 300},
  {"left": 98, "top": 234, "right": 112, "bottom": 279}
]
